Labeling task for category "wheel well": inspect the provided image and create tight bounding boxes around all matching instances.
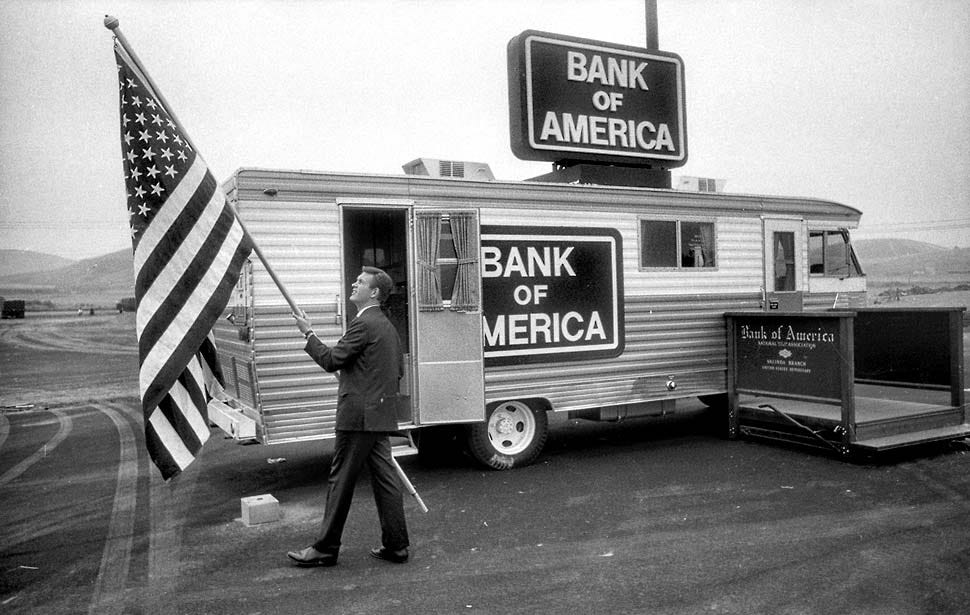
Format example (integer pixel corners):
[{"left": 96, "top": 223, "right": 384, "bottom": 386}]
[{"left": 487, "top": 397, "right": 552, "bottom": 414}]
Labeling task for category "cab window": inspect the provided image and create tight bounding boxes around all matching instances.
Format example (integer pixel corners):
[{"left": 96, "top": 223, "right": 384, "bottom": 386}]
[{"left": 809, "top": 230, "right": 861, "bottom": 276}]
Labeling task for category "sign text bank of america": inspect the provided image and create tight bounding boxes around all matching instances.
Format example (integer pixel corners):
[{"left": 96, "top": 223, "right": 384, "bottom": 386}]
[
  {"left": 481, "top": 226, "right": 623, "bottom": 366},
  {"left": 508, "top": 30, "right": 687, "bottom": 165}
]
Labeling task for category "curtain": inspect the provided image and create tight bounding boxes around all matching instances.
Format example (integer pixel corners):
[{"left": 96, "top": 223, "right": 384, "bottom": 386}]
[
  {"left": 699, "top": 223, "right": 714, "bottom": 267},
  {"left": 415, "top": 212, "right": 443, "bottom": 311},
  {"left": 449, "top": 211, "right": 480, "bottom": 311}
]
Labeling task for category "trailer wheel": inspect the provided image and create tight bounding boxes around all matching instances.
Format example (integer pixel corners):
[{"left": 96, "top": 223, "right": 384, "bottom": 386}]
[{"left": 467, "top": 400, "right": 548, "bottom": 470}]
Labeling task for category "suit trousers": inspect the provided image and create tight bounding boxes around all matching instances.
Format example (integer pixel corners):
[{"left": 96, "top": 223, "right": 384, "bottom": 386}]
[{"left": 312, "top": 430, "right": 409, "bottom": 554}]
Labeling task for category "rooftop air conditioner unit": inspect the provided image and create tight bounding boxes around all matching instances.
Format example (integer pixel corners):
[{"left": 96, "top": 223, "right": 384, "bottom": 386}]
[
  {"left": 402, "top": 158, "right": 495, "bottom": 180},
  {"left": 675, "top": 176, "right": 727, "bottom": 193}
]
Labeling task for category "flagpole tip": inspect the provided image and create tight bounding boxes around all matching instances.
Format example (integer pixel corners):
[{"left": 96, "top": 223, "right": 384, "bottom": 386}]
[{"left": 104, "top": 15, "right": 120, "bottom": 30}]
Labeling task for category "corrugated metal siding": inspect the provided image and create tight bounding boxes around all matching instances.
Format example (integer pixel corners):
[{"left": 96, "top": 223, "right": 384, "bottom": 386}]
[
  {"left": 250, "top": 304, "right": 342, "bottom": 443},
  {"left": 212, "top": 316, "right": 257, "bottom": 408},
  {"left": 214, "top": 169, "right": 865, "bottom": 444},
  {"left": 484, "top": 293, "right": 760, "bottom": 411},
  {"left": 226, "top": 197, "right": 347, "bottom": 443},
  {"left": 242, "top": 200, "right": 342, "bottom": 307}
]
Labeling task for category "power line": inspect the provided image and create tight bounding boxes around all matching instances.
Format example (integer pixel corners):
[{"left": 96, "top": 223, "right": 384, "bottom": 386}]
[{"left": 858, "top": 218, "right": 970, "bottom": 231}]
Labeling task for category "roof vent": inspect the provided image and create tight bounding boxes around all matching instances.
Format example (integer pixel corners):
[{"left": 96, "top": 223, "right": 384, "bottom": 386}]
[
  {"left": 675, "top": 176, "right": 726, "bottom": 193},
  {"left": 402, "top": 158, "right": 494, "bottom": 180}
]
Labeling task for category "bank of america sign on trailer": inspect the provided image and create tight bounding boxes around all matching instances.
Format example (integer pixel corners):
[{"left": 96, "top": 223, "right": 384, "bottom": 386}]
[
  {"left": 508, "top": 30, "right": 687, "bottom": 166},
  {"left": 481, "top": 226, "right": 624, "bottom": 366}
]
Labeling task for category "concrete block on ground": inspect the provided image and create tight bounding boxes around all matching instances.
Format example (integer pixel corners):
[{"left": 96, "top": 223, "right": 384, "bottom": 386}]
[{"left": 240, "top": 494, "right": 280, "bottom": 526}]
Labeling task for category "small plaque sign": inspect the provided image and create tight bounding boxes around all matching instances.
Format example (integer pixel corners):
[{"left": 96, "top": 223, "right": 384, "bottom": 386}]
[{"left": 732, "top": 314, "right": 844, "bottom": 399}]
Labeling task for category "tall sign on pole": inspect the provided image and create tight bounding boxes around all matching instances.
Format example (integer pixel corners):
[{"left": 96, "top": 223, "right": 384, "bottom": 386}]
[{"left": 508, "top": 26, "right": 685, "bottom": 187}]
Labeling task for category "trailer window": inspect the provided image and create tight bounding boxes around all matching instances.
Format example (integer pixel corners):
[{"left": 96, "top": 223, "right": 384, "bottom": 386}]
[
  {"left": 809, "top": 230, "right": 861, "bottom": 277},
  {"left": 639, "top": 219, "right": 716, "bottom": 269},
  {"left": 415, "top": 212, "right": 480, "bottom": 312}
]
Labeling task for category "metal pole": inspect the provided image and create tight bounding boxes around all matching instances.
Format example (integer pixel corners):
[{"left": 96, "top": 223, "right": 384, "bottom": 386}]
[
  {"left": 104, "top": 15, "right": 301, "bottom": 316},
  {"left": 391, "top": 457, "right": 429, "bottom": 513},
  {"left": 645, "top": 0, "right": 659, "bottom": 50}
]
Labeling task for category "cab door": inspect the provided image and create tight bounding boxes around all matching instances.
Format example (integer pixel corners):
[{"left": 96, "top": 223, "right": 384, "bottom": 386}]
[
  {"left": 410, "top": 210, "right": 485, "bottom": 424},
  {"left": 762, "top": 217, "right": 804, "bottom": 311}
]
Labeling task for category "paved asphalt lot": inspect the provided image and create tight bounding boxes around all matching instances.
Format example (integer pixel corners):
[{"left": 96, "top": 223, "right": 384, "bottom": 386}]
[{"left": 2, "top": 314, "right": 970, "bottom": 614}]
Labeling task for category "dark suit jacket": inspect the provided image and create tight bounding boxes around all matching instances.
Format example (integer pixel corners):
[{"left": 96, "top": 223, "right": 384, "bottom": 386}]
[{"left": 304, "top": 305, "right": 403, "bottom": 432}]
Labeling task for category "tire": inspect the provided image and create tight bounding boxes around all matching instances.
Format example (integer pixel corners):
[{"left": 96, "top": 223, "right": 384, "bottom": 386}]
[{"left": 466, "top": 400, "right": 548, "bottom": 470}]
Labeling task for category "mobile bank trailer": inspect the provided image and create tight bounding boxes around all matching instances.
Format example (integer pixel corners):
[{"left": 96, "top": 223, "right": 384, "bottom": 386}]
[{"left": 207, "top": 164, "right": 866, "bottom": 468}]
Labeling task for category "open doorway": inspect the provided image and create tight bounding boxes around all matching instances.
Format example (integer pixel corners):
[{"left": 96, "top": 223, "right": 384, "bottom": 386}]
[
  {"left": 341, "top": 207, "right": 410, "bottom": 348},
  {"left": 341, "top": 206, "right": 412, "bottom": 424}
]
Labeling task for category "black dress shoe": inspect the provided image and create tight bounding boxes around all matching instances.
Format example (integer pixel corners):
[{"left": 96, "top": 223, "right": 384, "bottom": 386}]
[
  {"left": 287, "top": 546, "right": 338, "bottom": 567},
  {"left": 369, "top": 546, "right": 409, "bottom": 563}
]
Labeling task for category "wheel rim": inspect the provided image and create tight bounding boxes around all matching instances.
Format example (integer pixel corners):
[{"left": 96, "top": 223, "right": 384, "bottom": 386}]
[{"left": 486, "top": 401, "right": 536, "bottom": 456}]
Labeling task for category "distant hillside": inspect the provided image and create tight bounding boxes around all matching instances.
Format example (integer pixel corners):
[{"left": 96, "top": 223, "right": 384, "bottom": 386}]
[
  {"left": 0, "top": 249, "right": 133, "bottom": 294},
  {"left": 852, "top": 238, "right": 946, "bottom": 261},
  {"left": 0, "top": 249, "right": 75, "bottom": 277},
  {"left": 853, "top": 239, "right": 970, "bottom": 281}
]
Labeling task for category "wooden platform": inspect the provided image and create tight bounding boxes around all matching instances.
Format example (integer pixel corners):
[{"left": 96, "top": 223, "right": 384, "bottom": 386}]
[
  {"left": 738, "top": 384, "right": 969, "bottom": 452},
  {"left": 726, "top": 309, "right": 966, "bottom": 456}
]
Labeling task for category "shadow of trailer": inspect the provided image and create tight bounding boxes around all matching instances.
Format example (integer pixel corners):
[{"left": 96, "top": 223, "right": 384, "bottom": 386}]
[{"left": 726, "top": 308, "right": 968, "bottom": 456}]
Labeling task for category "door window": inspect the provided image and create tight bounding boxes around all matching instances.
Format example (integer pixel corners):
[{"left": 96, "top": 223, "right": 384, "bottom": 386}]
[
  {"left": 415, "top": 211, "right": 480, "bottom": 312},
  {"left": 773, "top": 231, "right": 796, "bottom": 291}
]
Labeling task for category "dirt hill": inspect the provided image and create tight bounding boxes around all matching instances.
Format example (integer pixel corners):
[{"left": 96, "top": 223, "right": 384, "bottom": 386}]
[
  {"left": 0, "top": 249, "right": 133, "bottom": 308},
  {"left": 0, "top": 249, "right": 75, "bottom": 277},
  {"left": 853, "top": 239, "right": 970, "bottom": 283}
]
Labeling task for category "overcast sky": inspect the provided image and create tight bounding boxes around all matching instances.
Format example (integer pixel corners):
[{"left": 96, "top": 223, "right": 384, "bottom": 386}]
[{"left": 1, "top": 0, "right": 968, "bottom": 260}]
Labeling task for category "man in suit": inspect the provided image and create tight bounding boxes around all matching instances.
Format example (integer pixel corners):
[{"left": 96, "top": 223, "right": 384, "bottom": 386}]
[{"left": 287, "top": 266, "right": 410, "bottom": 567}]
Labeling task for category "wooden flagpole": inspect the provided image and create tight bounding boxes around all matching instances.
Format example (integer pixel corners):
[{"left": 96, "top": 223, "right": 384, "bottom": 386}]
[{"left": 104, "top": 16, "right": 428, "bottom": 512}]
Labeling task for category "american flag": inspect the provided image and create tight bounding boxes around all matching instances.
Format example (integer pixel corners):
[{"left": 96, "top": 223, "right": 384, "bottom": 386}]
[{"left": 114, "top": 41, "right": 253, "bottom": 480}]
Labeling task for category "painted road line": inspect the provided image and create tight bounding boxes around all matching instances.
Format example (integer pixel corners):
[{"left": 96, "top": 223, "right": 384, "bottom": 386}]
[
  {"left": 0, "top": 408, "right": 72, "bottom": 488},
  {"left": 87, "top": 402, "right": 140, "bottom": 615}
]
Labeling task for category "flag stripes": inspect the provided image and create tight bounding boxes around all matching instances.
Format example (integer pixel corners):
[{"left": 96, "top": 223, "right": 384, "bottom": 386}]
[
  {"left": 115, "top": 40, "right": 252, "bottom": 479},
  {"left": 140, "top": 238, "right": 249, "bottom": 415}
]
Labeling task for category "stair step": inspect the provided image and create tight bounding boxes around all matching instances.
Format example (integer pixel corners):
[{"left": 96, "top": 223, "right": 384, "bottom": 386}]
[
  {"left": 391, "top": 444, "right": 419, "bottom": 457},
  {"left": 853, "top": 424, "right": 970, "bottom": 451},
  {"left": 391, "top": 431, "right": 419, "bottom": 458}
]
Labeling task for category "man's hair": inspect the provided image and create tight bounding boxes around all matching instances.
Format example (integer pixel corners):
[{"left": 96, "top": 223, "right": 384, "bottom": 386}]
[{"left": 361, "top": 266, "right": 394, "bottom": 303}]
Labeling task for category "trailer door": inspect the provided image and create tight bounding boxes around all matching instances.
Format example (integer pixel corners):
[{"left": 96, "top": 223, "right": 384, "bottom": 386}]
[
  {"left": 339, "top": 202, "right": 415, "bottom": 425},
  {"left": 411, "top": 210, "right": 485, "bottom": 424},
  {"left": 762, "top": 217, "right": 804, "bottom": 310}
]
